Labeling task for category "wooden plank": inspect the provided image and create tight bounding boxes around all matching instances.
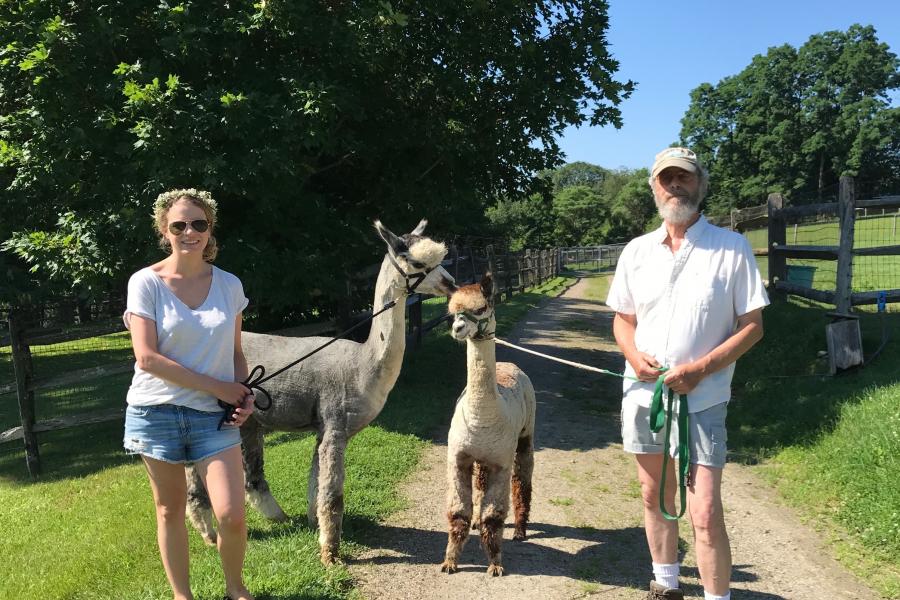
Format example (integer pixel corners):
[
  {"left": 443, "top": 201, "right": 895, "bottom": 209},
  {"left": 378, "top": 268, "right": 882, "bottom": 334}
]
[
  {"left": 734, "top": 215, "right": 768, "bottom": 232},
  {"left": 856, "top": 196, "right": 900, "bottom": 210},
  {"left": 0, "top": 407, "right": 125, "bottom": 444},
  {"left": 503, "top": 251, "right": 514, "bottom": 301},
  {"left": 767, "top": 193, "right": 786, "bottom": 297},
  {"left": 851, "top": 245, "right": 900, "bottom": 257},
  {"left": 29, "top": 362, "right": 135, "bottom": 393},
  {"left": 9, "top": 311, "right": 40, "bottom": 476},
  {"left": 422, "top": 313, "right": 451, "bottom": 334},
  {"left": 752, "top": 247, "right": 769, "bottom": 257},
  {"left": 850, "top": 289, "right": 900, "bottom": 305},
  {"left": 826, "top": 319, "right": 863, "bottom": 374},
  {"left": 835, "top": 176, "right": 856, "bottom": 314},
  {"left": 771, "top": 245, "right": 840, "bottom": 260},
  {"left": 779, "top": 202, "right": 839, "bottom": 220},
  {"left": 773, "top": 281, "right": 836, "bottom": 304},
  {"left": 25, "top": 322, "right": 127, "bottom": 346}
]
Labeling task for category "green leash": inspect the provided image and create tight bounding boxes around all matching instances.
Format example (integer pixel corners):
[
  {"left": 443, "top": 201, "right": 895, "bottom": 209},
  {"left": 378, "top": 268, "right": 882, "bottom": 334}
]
[{"left": 649, "top": 371, "right": 690, "bottom": 520}]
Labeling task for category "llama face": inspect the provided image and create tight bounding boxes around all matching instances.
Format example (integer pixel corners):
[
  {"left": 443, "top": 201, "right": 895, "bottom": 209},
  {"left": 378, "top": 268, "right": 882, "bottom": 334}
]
[
  {"left": 375, "top": 219, "right": 457, "bottom": 296},
  {"left": 448, "top": 278, "right": 495, "bottom": 341}
]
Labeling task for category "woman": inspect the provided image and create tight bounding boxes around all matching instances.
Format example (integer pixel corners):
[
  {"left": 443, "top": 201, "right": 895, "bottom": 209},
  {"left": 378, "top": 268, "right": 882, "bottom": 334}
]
[{"left": 123, "top": 188, "right": 255, "bottom": 600}]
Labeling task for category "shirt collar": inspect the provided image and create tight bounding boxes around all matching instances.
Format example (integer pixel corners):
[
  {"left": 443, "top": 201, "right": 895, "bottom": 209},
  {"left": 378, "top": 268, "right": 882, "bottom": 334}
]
[{"left": 653, "top": 213, "right": 709, "bottom": 245}]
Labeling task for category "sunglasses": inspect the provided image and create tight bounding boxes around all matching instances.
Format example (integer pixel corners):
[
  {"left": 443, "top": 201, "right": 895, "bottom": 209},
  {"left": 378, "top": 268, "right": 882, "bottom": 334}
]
[{"left": 168, "top": 219, "right": 209, "bottom": 235}]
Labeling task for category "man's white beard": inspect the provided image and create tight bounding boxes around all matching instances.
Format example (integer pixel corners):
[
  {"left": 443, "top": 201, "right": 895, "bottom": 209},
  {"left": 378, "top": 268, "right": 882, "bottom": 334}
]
[{"left": 655, "top": 190, "right": 701, "bottom": 225}]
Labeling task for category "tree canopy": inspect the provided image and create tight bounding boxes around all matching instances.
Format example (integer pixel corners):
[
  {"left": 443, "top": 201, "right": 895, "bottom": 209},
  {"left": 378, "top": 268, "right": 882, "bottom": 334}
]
[
  {"left": 0, "top": 0, "right": 632, "bottom": 325},
  {"left": 680, "top": 24, "right": 900, "bottom": 212}
]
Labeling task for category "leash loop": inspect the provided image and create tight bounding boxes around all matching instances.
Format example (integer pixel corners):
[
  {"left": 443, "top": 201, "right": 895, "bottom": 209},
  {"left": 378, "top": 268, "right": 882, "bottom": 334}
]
[
  {"left": 217, "top": 364, "right": 274, "bottom": 430},
  {"left": 649, "top": 370, "right": 690, "bottom": 520}
]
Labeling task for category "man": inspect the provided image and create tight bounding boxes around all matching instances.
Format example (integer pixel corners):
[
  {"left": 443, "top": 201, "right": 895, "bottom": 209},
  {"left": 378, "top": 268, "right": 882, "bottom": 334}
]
[{"left": 605, "top": 147, "right": 769, "bottom": 600}]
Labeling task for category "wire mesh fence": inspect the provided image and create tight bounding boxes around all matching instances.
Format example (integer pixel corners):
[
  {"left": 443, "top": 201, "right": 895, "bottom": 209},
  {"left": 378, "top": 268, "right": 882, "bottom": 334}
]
[{"left": 559, "top": 244, "right": 626, "bottom": 272}]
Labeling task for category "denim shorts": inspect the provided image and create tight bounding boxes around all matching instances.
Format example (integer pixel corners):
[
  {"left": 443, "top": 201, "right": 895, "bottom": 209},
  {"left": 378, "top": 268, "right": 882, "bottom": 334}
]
[
  {"left": 620, "top": 401, "right": 728, "bottom": 468},
  {"left": 123, "top": 403, "right": 241, "bottom": 464}
]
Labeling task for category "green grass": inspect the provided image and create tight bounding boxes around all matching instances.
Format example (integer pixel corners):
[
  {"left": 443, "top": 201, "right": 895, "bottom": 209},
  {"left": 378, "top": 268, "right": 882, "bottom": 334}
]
[
  {"left": 730, "top": 296, "right": 900, "bottom": 597},
  {"left": 581, "top": 273, "right": 613, "bottom": 304},
  {"left": 0, "top": 277, "right": 572, "bottom": 600}
]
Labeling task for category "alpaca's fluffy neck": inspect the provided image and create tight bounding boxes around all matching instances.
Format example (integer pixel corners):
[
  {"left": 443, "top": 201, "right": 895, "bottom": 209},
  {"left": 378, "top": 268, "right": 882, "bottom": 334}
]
[
  {"left": 362, "top": 254, "right": 407, "bottom": 394},
  {"left": 464, "top": 336, "right": 501, "bottom": 424}
]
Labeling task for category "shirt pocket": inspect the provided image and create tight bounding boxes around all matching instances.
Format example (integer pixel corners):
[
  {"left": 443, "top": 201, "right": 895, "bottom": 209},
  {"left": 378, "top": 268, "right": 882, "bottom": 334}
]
[{"left": 683, "top": 274, "right": 727, "bottom": 310}]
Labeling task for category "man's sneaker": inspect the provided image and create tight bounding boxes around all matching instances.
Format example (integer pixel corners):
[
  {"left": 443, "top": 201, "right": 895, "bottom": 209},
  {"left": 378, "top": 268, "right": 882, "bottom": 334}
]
[{"left": 647, "top": 580, "right": 684, "bottom": 599}]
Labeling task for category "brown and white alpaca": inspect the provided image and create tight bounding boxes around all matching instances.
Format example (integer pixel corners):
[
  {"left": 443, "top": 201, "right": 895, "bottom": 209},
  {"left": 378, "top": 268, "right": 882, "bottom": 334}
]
[{"left": 440, "top": 274, "right": 536, "bottom": 576}]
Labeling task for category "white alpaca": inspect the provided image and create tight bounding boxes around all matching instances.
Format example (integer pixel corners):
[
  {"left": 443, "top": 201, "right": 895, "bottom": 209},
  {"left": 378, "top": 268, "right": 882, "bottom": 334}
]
[{"left": 440, "top": 274, "right": 536, "bottom": 576}]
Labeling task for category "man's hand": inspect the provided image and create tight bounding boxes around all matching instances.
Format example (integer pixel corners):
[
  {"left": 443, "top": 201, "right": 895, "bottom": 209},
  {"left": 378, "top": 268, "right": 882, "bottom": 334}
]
[
  {"left": 629, "top": 351, "right": 664, "bottom": 382},
  {"left": 663, "top": 363, "right": 704, "bottom": 394}
]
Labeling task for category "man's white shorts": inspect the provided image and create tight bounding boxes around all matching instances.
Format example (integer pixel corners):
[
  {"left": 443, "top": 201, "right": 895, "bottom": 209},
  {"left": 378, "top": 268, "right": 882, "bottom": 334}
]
[{"left": 620, "top": 401, "right": 728, "bottom": 468}]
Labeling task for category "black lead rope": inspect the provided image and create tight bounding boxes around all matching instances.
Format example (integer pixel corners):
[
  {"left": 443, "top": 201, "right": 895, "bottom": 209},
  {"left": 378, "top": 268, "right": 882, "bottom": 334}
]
[
  {"left": 218, "top": 253, "right": 439, "bottom": 429},
  {"left": 217, "top": 298, "right": 403, "bottom": 429}
]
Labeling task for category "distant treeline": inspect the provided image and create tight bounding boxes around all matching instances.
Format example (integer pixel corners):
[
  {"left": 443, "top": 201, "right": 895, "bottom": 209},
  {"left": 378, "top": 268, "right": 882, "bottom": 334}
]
[
  {"left": 485, "top": 162, "right": 656, "bottom": 250},
  {"left": 680, "top": 24, "right": 900, "bottom": 213}
]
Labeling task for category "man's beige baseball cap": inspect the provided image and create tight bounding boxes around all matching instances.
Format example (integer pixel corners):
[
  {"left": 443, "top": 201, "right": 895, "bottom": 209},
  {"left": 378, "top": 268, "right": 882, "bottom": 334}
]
[{"left": 651, "top": 147, "right": 701, "bottom": 179}]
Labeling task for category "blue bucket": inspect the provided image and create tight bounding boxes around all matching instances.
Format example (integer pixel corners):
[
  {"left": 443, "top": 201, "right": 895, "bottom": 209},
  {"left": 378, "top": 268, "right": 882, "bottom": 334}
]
[{"left": 786, "top": 265, "right": 816, "bottom": 289}]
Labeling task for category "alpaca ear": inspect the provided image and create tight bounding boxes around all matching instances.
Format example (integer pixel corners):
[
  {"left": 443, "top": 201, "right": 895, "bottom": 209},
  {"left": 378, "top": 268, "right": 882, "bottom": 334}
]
[
  {"left": 410, "top": 218, "right": 428, "bottom": 236},
  {"left": 480, "top": 272, "right": 494, "bottom": 302},
  {"left": 374, "top": 220, "right": 406, "bottom": 254}
]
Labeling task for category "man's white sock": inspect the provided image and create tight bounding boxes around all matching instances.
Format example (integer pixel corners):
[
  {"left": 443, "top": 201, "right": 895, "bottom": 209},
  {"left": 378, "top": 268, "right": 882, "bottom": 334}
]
[
  {"left": 704, "top": 592, "right": 730, "bottom": 600},
  {"left": 651, "top": 562, "right": 680, "bottom": 589}
]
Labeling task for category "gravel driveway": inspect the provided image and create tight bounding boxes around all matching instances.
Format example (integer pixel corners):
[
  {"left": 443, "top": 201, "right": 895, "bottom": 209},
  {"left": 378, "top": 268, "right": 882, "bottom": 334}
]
[{"left": 348, "top": 277, "right": 877, "bottom": 600}]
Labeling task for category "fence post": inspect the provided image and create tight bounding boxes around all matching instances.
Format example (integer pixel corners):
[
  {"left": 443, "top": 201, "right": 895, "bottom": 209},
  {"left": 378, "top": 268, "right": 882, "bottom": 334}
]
[
  {"left": 486, "top": 245, "right": 498, "bottom": 303},
  {"left": 529, "top": 250, "right": 536, "bottom": 287},
  {"left": 767, "top": 193, "right": 786, "bottom": 299},
  {"left": 538, "top": 250, "right": 545, "bottom": 284},
  {"left": 407, "top": 294, "right": 423, "bottom": 350},
  {"left": 504, "top": 250, "right": 514, "bottom": 301},
  {"left": 834, "top": 176, "right": 856, "bottom": 315},
  {"left": 9, "top": 310, "right": 40, "bottom": 478}
]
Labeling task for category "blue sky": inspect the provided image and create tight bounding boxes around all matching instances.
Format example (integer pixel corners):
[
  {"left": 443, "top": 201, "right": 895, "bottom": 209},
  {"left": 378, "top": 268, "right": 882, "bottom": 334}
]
[{"left": 556, "top": 0, "right": 900, "bottom": 171}]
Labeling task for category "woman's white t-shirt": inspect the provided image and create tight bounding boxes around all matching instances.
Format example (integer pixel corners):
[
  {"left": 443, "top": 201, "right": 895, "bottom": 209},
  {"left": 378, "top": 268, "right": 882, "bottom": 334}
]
[{"left": 124, "top": 266, "right": 249, "bottom": 412}]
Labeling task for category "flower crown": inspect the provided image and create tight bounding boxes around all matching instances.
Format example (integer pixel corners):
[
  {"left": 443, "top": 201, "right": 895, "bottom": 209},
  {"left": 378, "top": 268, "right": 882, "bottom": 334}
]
[{"left": 153, "top": 188, "right": 218, "bottom": 216}]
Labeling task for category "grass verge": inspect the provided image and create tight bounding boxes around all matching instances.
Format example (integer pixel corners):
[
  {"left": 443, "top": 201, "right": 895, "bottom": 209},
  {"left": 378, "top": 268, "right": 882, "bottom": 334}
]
[
  {"left": 730, "top": 296, "right": 900, "bottom": 598},
  {"left": 0, "top": 276, "right": 572, "bottom": 599}
]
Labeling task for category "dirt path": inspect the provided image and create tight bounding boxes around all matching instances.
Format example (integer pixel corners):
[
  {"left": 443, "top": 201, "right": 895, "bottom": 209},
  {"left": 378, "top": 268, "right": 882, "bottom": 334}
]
[{"left": 349, "top": 277, "right": 877, "bottom": 599}]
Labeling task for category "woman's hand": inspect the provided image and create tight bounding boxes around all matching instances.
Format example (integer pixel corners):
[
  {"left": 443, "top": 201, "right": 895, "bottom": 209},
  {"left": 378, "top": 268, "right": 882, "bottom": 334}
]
[
  {"left": 228, "top": 392, "right": 256, "bottom": 427},
  {"left": 214, "top": 380, "right": 251, "bottom": 407}
]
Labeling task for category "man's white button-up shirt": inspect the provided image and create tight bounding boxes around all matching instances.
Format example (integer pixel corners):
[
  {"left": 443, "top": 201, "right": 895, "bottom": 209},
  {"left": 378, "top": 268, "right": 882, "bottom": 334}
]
[{"left": 606, "top": 215, "right": 769, "bottom": 413}]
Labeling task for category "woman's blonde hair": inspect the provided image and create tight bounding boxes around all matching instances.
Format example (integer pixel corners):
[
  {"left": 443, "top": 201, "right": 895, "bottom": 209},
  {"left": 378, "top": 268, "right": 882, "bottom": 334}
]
[{"left": 153, "top": 188, "right": 219, "bottom": 262}]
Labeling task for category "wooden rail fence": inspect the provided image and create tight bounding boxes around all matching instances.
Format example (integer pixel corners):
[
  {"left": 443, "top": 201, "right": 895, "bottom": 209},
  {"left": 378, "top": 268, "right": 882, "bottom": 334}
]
[{"left": 1, "top": 243, "right": 562, "bottom": 477}]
